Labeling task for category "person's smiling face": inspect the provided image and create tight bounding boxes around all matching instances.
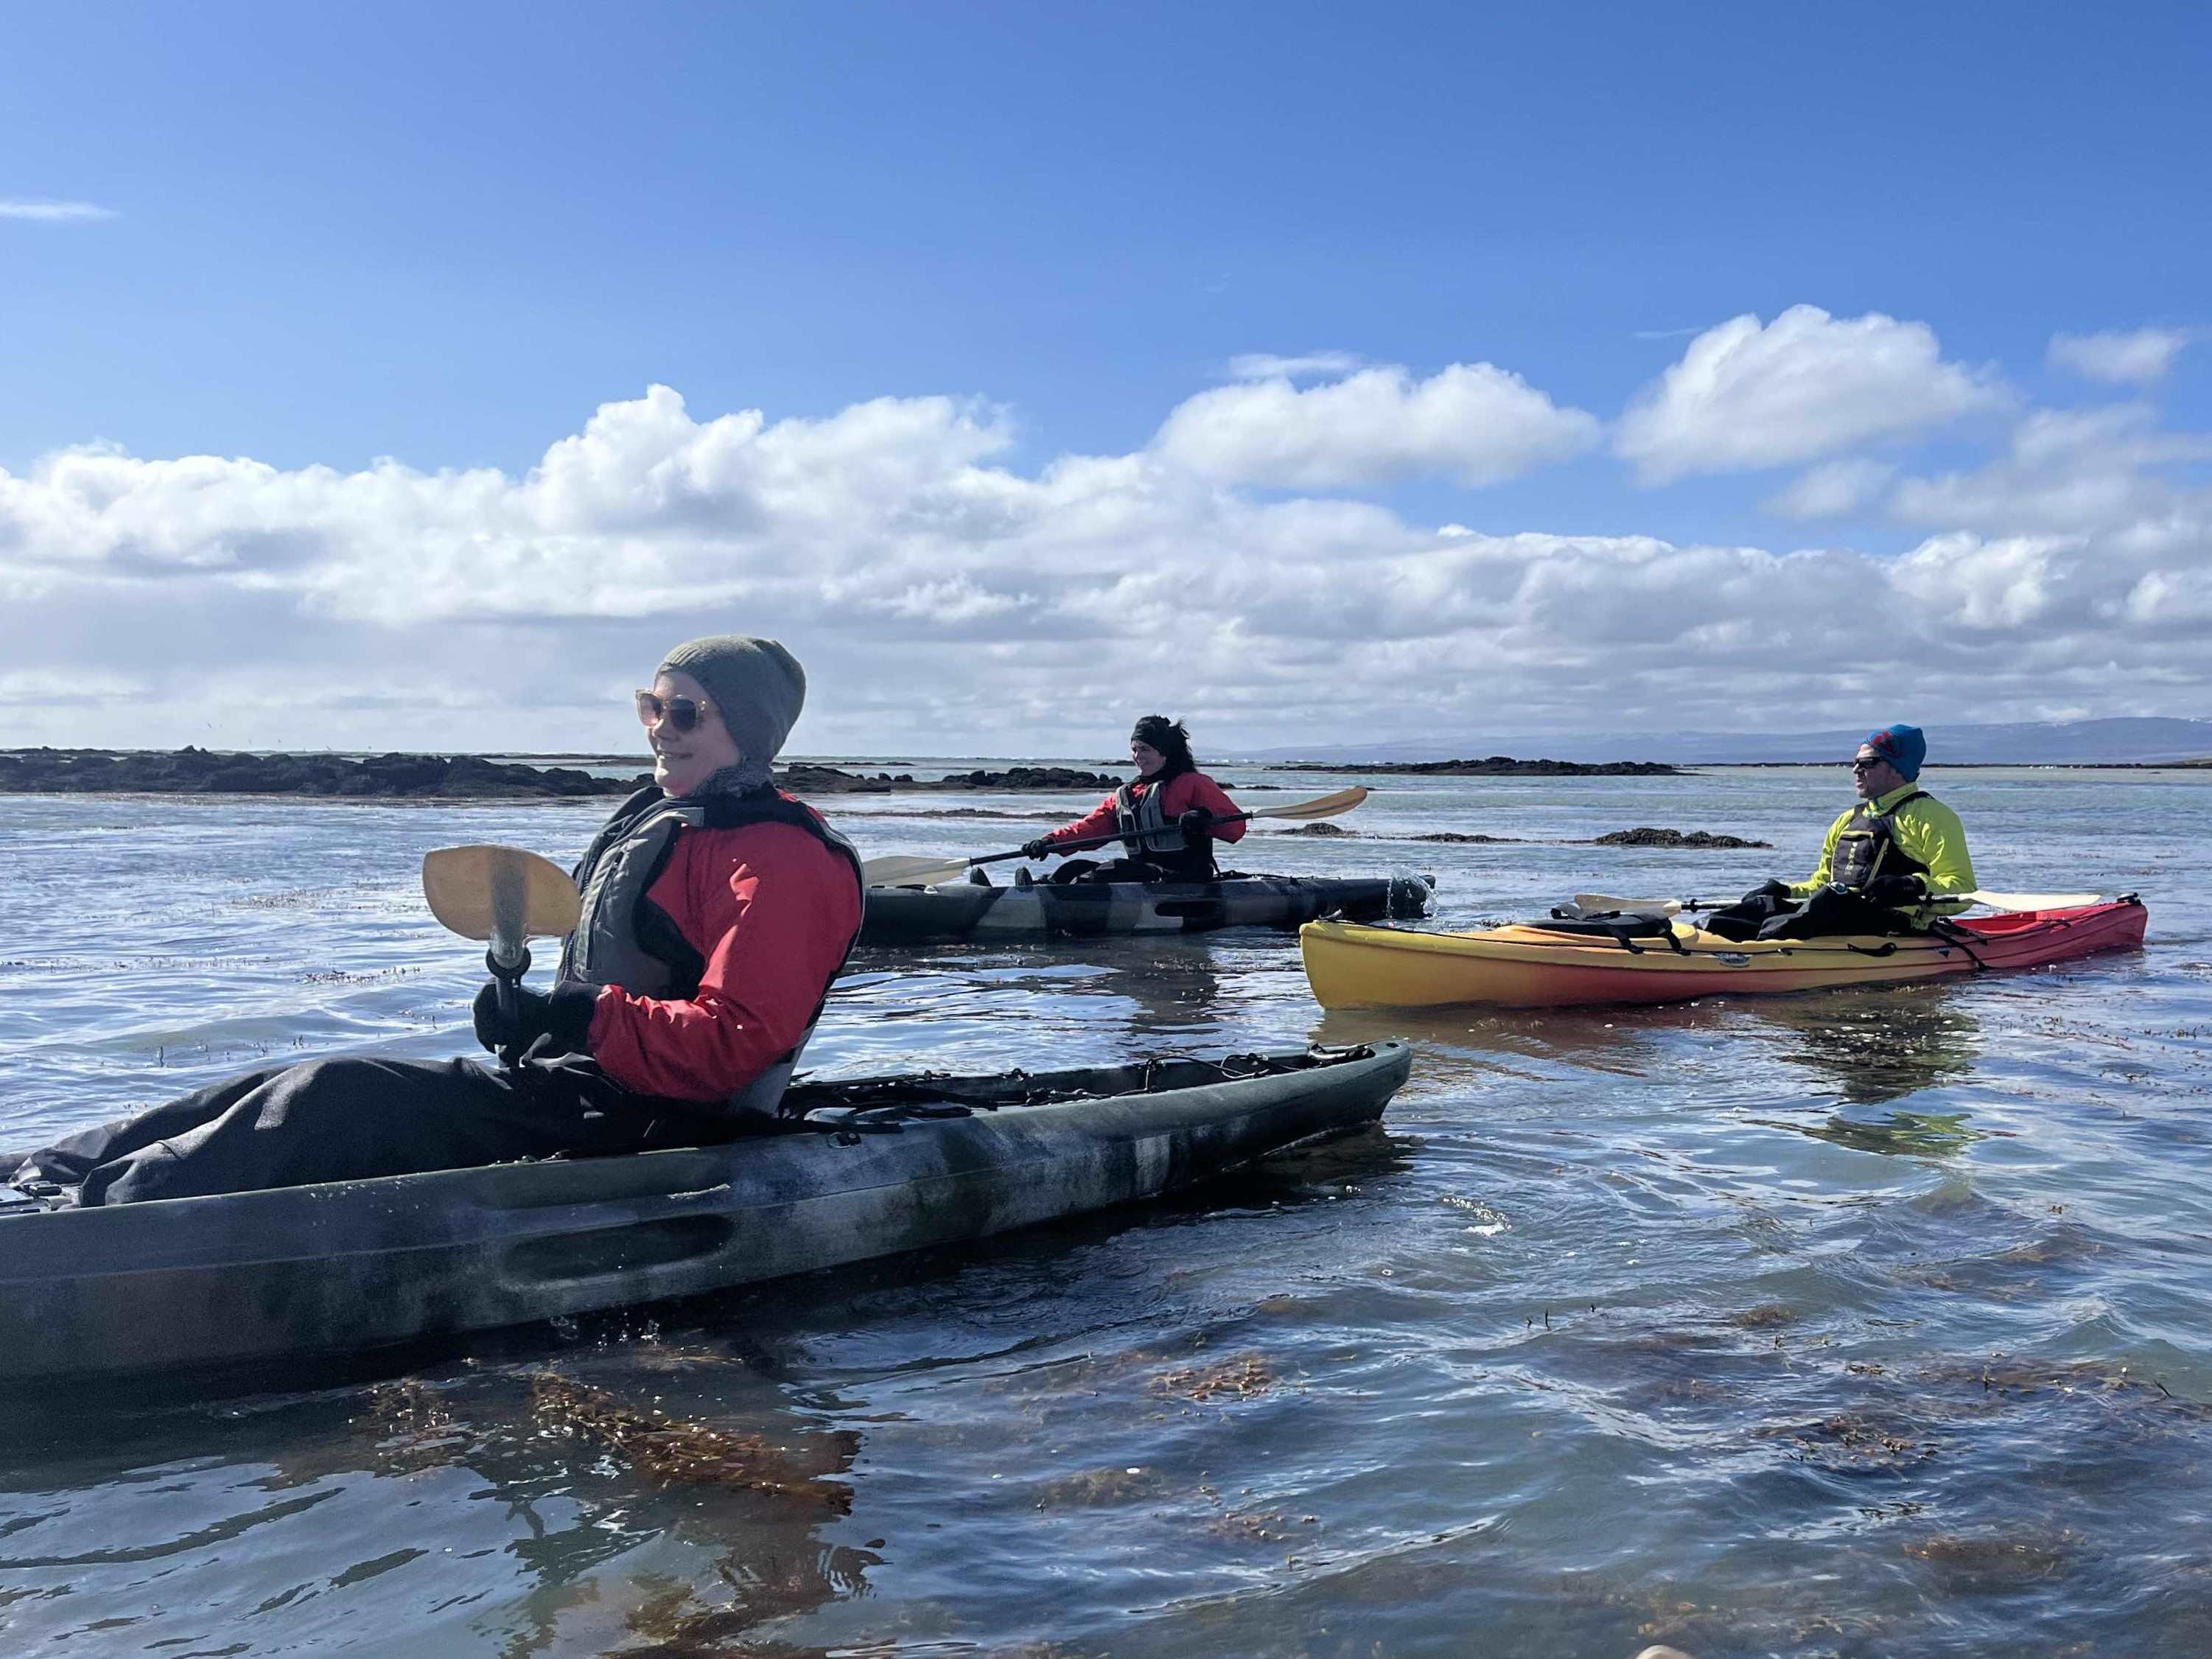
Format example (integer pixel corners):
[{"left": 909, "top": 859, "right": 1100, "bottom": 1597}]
[
  {"left": 643, "top": 668, "right": 743, "bottom": 797},
  {"left": 1130, "top": 738, "right": 1165, "bottom": 778},
  {"left": 1853, "top": 744, "right": 1904, "bottom": 800}
]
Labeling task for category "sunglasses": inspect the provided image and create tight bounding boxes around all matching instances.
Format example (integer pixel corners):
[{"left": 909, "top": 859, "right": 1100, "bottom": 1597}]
[
  {"left": 1852, "top": 756, "right": 1888, "bottom": 773},
  {"left": 634, "top": 691, "right": 718, "bottom": 734}
]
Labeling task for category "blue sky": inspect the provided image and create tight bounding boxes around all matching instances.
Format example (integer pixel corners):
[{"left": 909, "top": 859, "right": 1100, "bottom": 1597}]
[{"left": 4, "top": 4, "right": 2210, "bottom": 753}]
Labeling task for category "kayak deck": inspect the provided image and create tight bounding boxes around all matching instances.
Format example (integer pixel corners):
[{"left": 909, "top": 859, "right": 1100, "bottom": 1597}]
[
  {"left": 0, "top": 1042, "right": 1411, "bottom": 1383},
  {"left": 860, "top": 870, "right": 1432, "bottom": 944},
  {"left": 1301, "top": 899, "right": 2148, "bottom": 1010}
]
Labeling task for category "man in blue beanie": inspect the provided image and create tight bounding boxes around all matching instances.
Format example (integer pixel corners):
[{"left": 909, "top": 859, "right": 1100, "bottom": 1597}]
[{"left": 1708, "top": 722, "right": 1977, "bottom": 941}]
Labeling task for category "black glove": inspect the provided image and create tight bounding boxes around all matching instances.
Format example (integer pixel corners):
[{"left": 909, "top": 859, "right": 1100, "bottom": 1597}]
[
  {"left": 1863, "top": 873, "right": 1927, "bottom": 907},
  {"left": 1021, "top": 837, "right": 1055, "bottom": 859},
  {"left": 1177, "top": 808, "right": 1213, "bottom": 846},
  {"left": 472, "top": 978, "right": 598, "bottom": 1063},
  {"left": 1743, "top": 878, "right": 1793, "bottom": 904}
]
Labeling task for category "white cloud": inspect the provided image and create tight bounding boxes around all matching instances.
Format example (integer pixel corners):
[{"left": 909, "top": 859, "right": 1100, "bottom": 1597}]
[
  {"left": 1225, "top": 351, "right": 1364, "bottom": 381},
  {"left": 1891, "top": 405, "right": 2212, "bottom": 534},
  {"left": 1, "top": 369, "right": 2209, "bottom": 755},
  {"left": 1766, "top": 458, "right": 1898, "bottom": 518},
  {"left": 1890, "top": 532, "right": 2059, "bottom": 629},
  {"left": 1152, "top": 363, "right": 1601, "bottom": 490},
  {"left": 0, "top": 198, "right": 116, "bottom": 222},
  {"left": 2048, "top": 327, "right": 2197, "bottom": 385},
  {"left": 1616, "top": 305, "right": 2005, "bottom": 483}
]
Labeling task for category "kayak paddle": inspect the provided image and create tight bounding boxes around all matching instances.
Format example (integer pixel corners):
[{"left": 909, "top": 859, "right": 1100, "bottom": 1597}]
[
  {"left": 422, "top": 844, "right": 582, "bottom": 1019},
  {"left": 861, "top": 786, "right": 1371, "bottom": 887},
  {"left": 1566, "top": 887, "right": 2107, "bottom": 919}
]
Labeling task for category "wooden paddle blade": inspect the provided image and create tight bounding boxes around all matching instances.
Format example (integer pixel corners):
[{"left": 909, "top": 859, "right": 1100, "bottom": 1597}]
[
  {"left": 1958, "top": 888, "right": 2104, "bottom": 912},
  {"left": 421, "top": 846, "right": 582, "bottom": 953},
  {"left": 861, "top": 854, "right": 970, "bottom": 887},
  {"left": 1567, "top": 893, "right": 1687, "bottom": 918},
  {"left": 1247, "top": 786, "right": 1370, "bottom": 822}
]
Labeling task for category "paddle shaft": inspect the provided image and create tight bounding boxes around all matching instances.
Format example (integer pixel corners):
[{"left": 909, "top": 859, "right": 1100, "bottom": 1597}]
[
  {"left": 859, "top": 787, "right": 1368, "bottom": 887},
  {"left": 1572, "top": 886, "right": 2101, "bottom": 917},
  {"left": 986, "top": 802, "right": 1305, "bottom": 867}
]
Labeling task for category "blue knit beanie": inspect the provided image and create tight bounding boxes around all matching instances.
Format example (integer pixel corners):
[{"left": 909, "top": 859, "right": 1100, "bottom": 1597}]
[{"left": 1863, "top": 723, "right": 1927, "bottom": 781}]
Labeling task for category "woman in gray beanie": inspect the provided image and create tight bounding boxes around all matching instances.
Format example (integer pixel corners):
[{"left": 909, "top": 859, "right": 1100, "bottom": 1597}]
[{"left": 13, "top": 637, "right": 867, "bottom": 1207}]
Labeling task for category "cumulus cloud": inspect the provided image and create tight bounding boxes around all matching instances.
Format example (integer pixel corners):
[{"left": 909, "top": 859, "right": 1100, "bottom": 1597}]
[
  {"left": 2048, "top": 327, "right": 2197, "bottom": 385},
  {"left": 1891, "top": 404, "right": 2212, "bottom": 534},
  {"left": 1617, "top": 305, "right": 2004, "bottom": 483},
  {"left": 0, "top": 198, "right": 116, "bottom": 221},
  {"left": 1765, "top": 458, "right": 1898, "bottom": 518},
  {"left": 1152, "top": 362, "right": 1601, "bottom": 489},
  {"left": 2, "top": 367, "right": 2209, "bottom": 755}
]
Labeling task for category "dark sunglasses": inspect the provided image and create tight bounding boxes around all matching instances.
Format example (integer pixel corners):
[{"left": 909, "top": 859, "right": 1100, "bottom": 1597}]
[
  {"left": 634, "top": 690, "right": 717, "bottom": 733},
  {"left": 1852, "top": 756, "right": 1887, "bottom": 773}
]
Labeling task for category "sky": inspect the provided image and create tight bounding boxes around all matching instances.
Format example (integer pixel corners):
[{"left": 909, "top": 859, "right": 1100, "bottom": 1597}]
[{"left": 4, "top": 1, "right": 2210, "bottom": 757}]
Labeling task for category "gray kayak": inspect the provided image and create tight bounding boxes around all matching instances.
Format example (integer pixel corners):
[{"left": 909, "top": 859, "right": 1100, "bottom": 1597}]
[
  {"left": 860, "top": 870, "right": 1432, "bottom": 945},
  {"left": 0, "top": 1042, "right": 1410, "bottom": 1383}
]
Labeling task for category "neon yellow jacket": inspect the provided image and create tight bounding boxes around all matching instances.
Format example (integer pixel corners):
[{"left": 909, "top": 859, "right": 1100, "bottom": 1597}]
[{"left": 1789, "top": 783, "right": 1977, "bottom": 920}]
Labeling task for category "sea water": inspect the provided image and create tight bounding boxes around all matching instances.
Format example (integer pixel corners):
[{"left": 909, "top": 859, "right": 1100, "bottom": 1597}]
[{"left": 1, "top": 764, "right": 2208, "bottom": 1658}]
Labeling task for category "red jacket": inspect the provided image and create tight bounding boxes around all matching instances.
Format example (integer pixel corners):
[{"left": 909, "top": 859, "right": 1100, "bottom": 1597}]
[
  {"left": 585, "top": 815, "right": 862, "bottom": 1102},
  {"left": 1043, "top": 772, "right": 1247, "bottom": 851}
]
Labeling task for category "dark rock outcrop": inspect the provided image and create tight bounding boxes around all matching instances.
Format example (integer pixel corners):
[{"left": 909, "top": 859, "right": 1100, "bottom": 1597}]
[
  {"left": 0, "top": 748, "right": 1122, "bottom": 800},
  {"left": 1583, "top": 826, "right": 1772, "bottom": 849}
]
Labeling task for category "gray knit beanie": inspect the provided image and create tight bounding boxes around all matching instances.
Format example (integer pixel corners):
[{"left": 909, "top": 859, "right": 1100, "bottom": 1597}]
[{"left": 657, "top": 635, "right": 806, "bottom": 764}]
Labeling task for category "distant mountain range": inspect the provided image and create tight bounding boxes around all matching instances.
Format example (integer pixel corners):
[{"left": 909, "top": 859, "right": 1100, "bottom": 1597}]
[{"left": 1242, "top": 717, "right": 2212, "bottom": 766}]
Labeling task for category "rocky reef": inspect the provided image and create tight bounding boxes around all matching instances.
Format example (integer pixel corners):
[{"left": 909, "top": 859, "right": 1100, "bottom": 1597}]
[
  {"left": 1586, "top": 826, "right": 1771, "bottom": 849},
  {"left": 0, "top": 748, "right": 1121, "bottom": 800}
]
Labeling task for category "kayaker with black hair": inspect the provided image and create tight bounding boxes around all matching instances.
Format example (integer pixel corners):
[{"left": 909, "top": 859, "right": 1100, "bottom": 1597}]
[
  {"left": 1707, "top": 722, "right": 1976, "bottom": 942},
  {"left": 12, "top": 635, "right": 865, "bottom": 1208},
  {"left": 1021, "top": 715, "right": 1247, "bottom": 883}
]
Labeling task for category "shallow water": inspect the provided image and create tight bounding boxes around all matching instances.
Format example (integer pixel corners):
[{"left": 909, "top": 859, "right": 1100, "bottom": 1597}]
[{"left": 2, "top": 764, "right": 2209, "bottom": 1658}]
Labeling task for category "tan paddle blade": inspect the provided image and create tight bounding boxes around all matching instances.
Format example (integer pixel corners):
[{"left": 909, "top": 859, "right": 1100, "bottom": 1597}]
[
  {"left": 1564, "top": 893, "right": 1684, "bottom": 918},
  {"left": 1961, "top": 887, "right": 2105, "bottom": 912},
  {"left": 422, "top": 845, "right": 581, "bottom": 968},
  {"left": 862, "top": 853, "right": 971, "bottom": 887},
  {"left": 1250, "top": 784, "right": 1369, "bottom": 821}
]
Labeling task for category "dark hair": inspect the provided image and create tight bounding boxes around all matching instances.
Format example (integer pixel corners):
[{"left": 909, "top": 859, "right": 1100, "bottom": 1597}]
[{"left": 1130, "top": 715, "right": 1195, "bottom": 778}]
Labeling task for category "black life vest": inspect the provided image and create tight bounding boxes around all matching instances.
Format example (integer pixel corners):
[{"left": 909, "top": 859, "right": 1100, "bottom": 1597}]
[
  {"left": 1829, "top": 790, "right": 1933, "bottom": 892},
  {"left": 559, "top": 784, "right": 863, "bottom": 1120},
  {"left": 1113, "top": 772, "right": 1213, "bottom": 881}
]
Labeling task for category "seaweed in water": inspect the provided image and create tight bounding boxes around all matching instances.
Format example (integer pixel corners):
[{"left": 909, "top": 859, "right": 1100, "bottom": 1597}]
[
  {"left": 528, "top": 1372, "right": 855, "bottom": 1509},
  {"left": 1150, "top": 1353, "right": 1276, "bottom": 1402}
]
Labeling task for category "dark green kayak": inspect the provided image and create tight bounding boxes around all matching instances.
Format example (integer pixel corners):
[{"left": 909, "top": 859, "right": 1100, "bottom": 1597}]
[
  {"left": 861, "top": 870, "right": 1433, "bottom": 945},
  {"left": 0, "top": 1042, "right": 1411, "bottom": 1383}
]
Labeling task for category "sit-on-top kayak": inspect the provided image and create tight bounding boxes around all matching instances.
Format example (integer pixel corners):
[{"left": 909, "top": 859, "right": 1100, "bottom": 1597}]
[
  {"left": 0, "top": 1043, "right": 1410, "bottom": 1383},
  {"left": 1301, "top": 899, "right": 2147, "bottom": 1010},
  {"left": 860, "top": 870, "right": 1432, "bottom": 945}
]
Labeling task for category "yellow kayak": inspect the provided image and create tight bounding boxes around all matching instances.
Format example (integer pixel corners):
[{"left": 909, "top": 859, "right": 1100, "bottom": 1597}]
[{"left": 1299, "top": 901, "right": 2148, "bottom": 1010}]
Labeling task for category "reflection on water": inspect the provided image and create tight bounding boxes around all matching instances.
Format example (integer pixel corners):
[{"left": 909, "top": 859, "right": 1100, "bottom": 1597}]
[
  {"left": 1754, "top": 982, "right": 1982, "bottom": 1106},
  {"left": 1785, "top": 1106, "right": 1984, "bottom": 1157}
]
